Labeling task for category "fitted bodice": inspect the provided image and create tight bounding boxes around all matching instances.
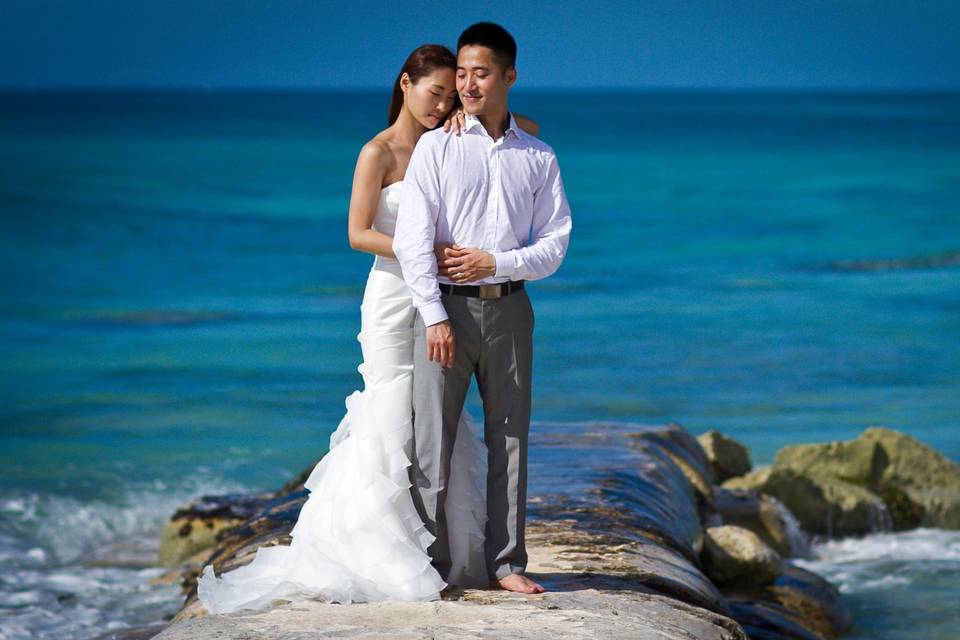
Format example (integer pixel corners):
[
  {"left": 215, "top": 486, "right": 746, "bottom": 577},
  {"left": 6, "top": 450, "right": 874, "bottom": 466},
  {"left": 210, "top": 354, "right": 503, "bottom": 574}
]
[
  {"left": 372, "top": 182, "right": 403, "bottom": 239},
  {"left": 372, "top": 182, "right": 403, "bottom": 273}
]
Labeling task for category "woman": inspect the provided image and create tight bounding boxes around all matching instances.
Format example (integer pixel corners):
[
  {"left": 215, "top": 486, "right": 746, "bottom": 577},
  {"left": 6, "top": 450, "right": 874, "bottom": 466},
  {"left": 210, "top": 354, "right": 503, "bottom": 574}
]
[{"left": 197, "top": 44, "right": 539, "bottom": 613}]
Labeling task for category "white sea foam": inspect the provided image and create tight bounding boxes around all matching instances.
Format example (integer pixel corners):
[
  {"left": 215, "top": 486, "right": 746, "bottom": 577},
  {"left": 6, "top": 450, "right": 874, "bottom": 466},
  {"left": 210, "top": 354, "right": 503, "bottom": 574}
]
[
  {"left": 804, "top": 528, "right": 960, "bottom": 564},
  {"left": 0, "top": 475, "right": 251, "bottom": 640},
  {"left": 794, "top": 528, "right": 960, "bottom": 594},
  {"left": 1, "top": 475, "right": 248, "bottom": 565}
]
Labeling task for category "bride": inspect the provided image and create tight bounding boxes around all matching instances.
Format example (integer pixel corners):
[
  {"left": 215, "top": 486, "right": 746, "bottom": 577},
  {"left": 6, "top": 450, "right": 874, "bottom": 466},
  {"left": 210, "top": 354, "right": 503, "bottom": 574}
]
[{"left": 197, "top": 44, "right": 539, "bottom": 614}]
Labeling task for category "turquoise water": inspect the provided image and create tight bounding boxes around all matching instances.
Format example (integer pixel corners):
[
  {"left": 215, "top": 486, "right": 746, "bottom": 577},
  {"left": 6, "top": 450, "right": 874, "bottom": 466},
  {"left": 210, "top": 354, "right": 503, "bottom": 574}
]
[{"left": 0, "top": 90, "right": 958, "bottom": 638}]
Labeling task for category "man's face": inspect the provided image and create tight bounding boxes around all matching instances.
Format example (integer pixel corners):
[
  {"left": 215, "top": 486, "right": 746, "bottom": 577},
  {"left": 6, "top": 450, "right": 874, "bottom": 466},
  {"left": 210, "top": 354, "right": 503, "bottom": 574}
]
[{"left": 456, "top": 45, "right": 516, "bottom": 116}]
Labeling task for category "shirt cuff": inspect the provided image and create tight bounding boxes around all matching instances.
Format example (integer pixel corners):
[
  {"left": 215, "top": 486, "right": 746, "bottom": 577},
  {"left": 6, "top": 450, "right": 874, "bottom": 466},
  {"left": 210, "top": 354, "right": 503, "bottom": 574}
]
[
  {"left": 420, "top": 301, "right": 449, "bottom": 327},
  {"left": 492, "top": 251, "right": 516, "bottom": 279}
]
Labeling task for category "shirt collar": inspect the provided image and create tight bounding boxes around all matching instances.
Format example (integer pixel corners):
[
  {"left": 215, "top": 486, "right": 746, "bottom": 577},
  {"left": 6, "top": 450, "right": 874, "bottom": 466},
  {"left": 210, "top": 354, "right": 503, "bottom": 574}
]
[{"left": 463, "top": 112, "right": 521, "bottom": 140}]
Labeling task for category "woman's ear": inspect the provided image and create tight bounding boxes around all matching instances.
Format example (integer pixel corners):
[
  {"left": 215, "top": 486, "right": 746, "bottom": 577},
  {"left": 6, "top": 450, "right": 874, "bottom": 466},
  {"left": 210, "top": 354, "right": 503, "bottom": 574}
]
[{"left": 400, "top": 72, "right": 411, "bottom": 95}]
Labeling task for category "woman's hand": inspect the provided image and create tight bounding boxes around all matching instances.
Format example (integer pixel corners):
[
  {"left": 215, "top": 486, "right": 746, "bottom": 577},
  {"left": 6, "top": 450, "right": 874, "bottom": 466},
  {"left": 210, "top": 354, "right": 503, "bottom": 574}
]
[
  {"left": 434, "top": 243, "right": 460, "bottom": 277},
  {"left": 435, "top": 243, "right": 455, "bottom": 272},
  {"left": 439, "top": 247, "right": 496, "bottom": 284},
  {"left": 442, "top": 109, "right": 467, "bottom": 136}
]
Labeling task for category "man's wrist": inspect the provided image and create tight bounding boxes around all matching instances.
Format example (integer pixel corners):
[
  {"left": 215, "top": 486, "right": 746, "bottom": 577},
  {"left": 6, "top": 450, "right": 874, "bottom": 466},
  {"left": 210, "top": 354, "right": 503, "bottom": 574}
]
[
  {"left": 492, "top": 251, "right": 515, "bottom": 279},
  {"left": 421, "top": 301, "right": 449, "bottom": 327}
]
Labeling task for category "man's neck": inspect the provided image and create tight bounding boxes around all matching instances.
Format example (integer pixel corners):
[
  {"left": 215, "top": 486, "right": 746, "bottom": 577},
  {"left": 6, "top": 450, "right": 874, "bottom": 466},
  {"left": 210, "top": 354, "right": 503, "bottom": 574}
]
[{"left": 476, "top": 108, "right": 511, "bottom": 141}]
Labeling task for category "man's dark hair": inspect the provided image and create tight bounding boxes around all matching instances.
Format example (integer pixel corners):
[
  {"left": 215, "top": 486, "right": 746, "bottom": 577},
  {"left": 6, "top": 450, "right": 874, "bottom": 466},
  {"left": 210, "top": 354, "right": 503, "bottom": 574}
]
[{"left": 457, "top": 22, "right": 517, "bottom": 70}]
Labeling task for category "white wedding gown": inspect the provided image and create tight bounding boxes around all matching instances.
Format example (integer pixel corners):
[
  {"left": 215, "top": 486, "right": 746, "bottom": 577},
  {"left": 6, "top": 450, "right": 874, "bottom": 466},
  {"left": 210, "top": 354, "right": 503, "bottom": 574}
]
[{"left": 197, "top": 183, "right": 489, "bottom": 614}]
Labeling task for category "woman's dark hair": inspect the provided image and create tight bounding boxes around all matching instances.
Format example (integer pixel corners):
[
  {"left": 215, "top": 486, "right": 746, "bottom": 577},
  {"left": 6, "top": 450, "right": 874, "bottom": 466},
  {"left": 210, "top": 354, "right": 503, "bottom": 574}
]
[
  {"left": 388, "top": 44, "right": 457, "bottom": 125},
  {"left": 457, "top": 22, "right": 517, "bottom": 71}
]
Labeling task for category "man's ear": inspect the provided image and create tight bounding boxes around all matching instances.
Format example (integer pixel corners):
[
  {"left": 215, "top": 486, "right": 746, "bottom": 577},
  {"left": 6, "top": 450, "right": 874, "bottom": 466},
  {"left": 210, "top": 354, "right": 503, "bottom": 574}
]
[{"left": 505, "top": 67, "right": 517, "bottom": 89}]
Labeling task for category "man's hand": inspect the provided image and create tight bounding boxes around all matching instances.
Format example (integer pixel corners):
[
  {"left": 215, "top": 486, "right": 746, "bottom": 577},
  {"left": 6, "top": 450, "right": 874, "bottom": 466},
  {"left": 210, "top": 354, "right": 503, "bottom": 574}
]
[
  {"left": 426, "top": 320, "right": 456, "bottom": 368},
  {"left": 439, "top": 247, "right": 496, "bottom": 284}
]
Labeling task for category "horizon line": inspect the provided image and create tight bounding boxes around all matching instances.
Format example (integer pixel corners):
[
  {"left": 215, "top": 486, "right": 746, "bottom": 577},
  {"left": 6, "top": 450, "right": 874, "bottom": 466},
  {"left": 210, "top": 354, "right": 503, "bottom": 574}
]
[{"left": 2, "top": 84, "right": 959, "bottom": 96}]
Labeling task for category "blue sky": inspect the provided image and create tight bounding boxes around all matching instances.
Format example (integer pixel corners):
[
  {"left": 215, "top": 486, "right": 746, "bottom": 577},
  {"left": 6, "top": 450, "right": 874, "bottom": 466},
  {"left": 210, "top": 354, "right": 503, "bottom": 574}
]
[{"left": 2, "top": 0, "right": 958, "bottom": 90}]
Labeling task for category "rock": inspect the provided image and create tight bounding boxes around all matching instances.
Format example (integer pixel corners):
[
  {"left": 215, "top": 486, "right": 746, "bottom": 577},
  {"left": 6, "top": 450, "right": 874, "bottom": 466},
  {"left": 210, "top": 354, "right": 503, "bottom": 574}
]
[
  {"left": 155, "top": 588, "right": 749, "bottom": 640},
  {"left": 698, "top": 430, "right": 752, "bottom": 483},
  {"left": 774, "top": 437, "right": 886, "bottom": 486},
  {"left": 185, "top": 488, "right": 308, "bottom": 591},
  {"left": 527, "top": 512, "right": 730, "bottom": 617},
  {"left": 724, "top": 467, "right": 892, "bottom": 537},
  {"left": 91, "top": 623, "right": 170, "bottom": 640},
  {"left": 725, "top": 599, "right": 826, "bottom": 640},
  {"left": 713, "top": 488, "right": 810, "bottom": 558},
  {"left": 773, "top": 426, "right": 960, "bottom": 530},
  {"left": 722, "top": 466, "right": 772, "bottom": 492},
  {"left": 617, "top": 437, "right": 707, "bottom": 559},
  {"left": 701, "top": 525, "right": 781, "bottom": 587},
  {"left": 724, "top": 563, "right": 852, "bottom": 640},
  {"left": 155, "top": 422, "right": 849, "bottom": 640},
  {"left": 163, "top": 516, "right": 750, "bottom": 639},
  {"left": 632, "top": 422, "right": 717, "bottom": 510},
  {"left": 860, "top": 427, "right": 960, "bottom": 529},
  {"left": 157, "top": 492, "right": 276, "bottom": 567}
]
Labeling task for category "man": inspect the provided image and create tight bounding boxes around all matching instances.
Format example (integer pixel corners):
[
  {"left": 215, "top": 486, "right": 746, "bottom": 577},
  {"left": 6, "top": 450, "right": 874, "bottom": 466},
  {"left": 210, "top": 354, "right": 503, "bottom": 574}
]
[{"left": 393, "top": 22, "right": 572, "bottom": 595}]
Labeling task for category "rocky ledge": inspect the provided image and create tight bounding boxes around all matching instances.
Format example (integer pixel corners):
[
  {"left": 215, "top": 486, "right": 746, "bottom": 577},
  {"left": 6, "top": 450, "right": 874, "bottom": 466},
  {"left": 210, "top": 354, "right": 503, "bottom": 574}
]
[{"left": 140, "top": 422, "right": 958, "bottom": 639}]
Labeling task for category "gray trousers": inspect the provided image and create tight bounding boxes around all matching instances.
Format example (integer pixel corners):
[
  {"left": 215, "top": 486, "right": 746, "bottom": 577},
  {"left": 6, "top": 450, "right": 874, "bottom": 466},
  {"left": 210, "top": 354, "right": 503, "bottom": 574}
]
[{"left": 410, "top": 289, "right": 534, "bottom": 582}]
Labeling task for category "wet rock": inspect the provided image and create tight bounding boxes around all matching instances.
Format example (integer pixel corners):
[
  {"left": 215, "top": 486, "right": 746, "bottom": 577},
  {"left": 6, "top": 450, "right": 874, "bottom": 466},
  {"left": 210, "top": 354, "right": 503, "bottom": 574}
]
[
  {"left": 157, "top": 492, "right": 276, "bottom": 567},
  {"left": 155, "top": 422, "right": 849, "bottom": 639},
  {"left": 725, "top": 562, "right": 852, "bottom": 640},
  {"left": 636, "top": 422, "right": 717, "bottom": 508},
  {"left": 724, "top": 467, "right": 891, "bottom": 537},
  {"left": 713, "top": 487, "right": 810, "bottom": 558},
  {"left": 701, "top": 525, "right": 781, "bottom": 587},
  {"left": 698, "top": 430, "right": 752, "bottom": 483}
]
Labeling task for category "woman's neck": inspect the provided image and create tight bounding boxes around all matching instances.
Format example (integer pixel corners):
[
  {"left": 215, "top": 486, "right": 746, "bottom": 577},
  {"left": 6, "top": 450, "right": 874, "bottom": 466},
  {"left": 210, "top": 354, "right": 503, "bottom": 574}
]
[{"left": 392, "top": 108, "right": 429, "bottom": 148}]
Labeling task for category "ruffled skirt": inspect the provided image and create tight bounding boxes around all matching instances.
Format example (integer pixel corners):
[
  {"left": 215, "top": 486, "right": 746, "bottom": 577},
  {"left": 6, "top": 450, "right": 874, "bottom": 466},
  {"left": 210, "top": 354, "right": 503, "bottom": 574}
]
[{"left": 197, "top": 263, "right": 488, "bottom": 614}]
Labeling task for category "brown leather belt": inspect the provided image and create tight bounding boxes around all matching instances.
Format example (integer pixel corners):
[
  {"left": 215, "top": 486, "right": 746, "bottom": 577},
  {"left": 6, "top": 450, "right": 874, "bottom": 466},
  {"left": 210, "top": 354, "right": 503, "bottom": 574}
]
[{"left": 439, "top": 281, "right": 525, "bottom": 300}]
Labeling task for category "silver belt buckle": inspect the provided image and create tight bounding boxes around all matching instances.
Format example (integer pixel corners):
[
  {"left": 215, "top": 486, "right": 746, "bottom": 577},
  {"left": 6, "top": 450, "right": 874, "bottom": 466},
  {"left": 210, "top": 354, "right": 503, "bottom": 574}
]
[{"left": 478, "top": 284, "right": 502, "bottom": 299}]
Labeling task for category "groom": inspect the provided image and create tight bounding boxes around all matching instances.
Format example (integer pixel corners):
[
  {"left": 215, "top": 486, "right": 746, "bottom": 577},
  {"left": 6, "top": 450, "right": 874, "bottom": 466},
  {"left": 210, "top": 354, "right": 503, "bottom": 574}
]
[{"left": 393, "top": 22, "right": 572, "bottom": 594}]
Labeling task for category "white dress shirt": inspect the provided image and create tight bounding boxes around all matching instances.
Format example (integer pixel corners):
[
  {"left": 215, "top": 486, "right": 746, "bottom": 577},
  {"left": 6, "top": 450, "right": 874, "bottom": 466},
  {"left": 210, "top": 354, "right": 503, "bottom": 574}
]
[{"left": 393, "top": 112, "right": 572, "bottom": 326}]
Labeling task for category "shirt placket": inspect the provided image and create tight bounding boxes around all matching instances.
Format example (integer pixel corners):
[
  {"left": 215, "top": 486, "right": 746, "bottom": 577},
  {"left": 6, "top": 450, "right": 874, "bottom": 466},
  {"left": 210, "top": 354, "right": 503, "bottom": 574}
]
[{"left": 483, "top": 135, "right": 501, "bottom": 258}]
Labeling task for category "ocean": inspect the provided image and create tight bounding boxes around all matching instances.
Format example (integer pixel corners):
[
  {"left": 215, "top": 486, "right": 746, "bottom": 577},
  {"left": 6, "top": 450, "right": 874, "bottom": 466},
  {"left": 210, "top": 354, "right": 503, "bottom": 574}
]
[{"left": 1, "top": 89, "right": 958, "bottom": 638}]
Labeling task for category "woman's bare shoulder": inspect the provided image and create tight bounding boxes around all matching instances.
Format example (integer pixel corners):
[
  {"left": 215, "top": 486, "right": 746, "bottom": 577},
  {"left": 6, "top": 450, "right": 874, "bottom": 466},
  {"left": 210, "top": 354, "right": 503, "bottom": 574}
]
[{"left": 357, "top": 134, "right": 398, "bottom": 172}]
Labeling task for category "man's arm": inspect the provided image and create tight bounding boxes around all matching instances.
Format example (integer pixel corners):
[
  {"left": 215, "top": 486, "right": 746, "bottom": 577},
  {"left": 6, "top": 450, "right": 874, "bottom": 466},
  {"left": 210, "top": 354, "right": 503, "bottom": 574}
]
[
  {"left": 492, "top": 152, "right": 572, "bottom": 281},
  {"left": 392, "top": 134, "right": 456, "bottom": 368},
  {"left": 393, "top": 136, "right": 447, "bottom": 326}
]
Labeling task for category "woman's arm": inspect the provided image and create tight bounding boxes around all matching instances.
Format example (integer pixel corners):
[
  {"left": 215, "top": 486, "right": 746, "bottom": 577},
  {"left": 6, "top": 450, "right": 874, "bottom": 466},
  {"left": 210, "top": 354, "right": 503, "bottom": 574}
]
[
  {"left": 347, "top": 141, "right": 396, "bottom": 258},
  {"left": 513, "top": 113, "right": 540, "bottom": 137}
]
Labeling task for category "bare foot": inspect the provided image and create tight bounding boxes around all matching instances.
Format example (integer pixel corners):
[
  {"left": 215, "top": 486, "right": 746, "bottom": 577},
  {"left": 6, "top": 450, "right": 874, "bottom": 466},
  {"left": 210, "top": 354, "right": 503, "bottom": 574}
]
[{"left": 489, "top": 574, "right": 546, "bottom": 594}]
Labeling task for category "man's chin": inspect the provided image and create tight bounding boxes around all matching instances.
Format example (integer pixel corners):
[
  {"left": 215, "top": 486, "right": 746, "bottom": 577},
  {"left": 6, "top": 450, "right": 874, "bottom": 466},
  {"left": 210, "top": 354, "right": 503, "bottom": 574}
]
[{"left": 461, "top": 101, "right": 483, "bottom": 115}]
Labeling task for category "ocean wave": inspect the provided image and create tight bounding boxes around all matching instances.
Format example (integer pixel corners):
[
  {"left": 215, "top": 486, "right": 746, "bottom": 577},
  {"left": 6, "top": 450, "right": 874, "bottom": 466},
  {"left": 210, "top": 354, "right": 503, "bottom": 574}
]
[
  {"left": 794, "top": 528, "right": 960, "bottom": 594},
  {"left": 1, "top": 476, "right": 248, "bottom": 566},
  {"left": 804, "top": 528, "right": 960, "bottom": 563},
  {"left": 0, "top": 475, "right": 252, "bottom": 640}
]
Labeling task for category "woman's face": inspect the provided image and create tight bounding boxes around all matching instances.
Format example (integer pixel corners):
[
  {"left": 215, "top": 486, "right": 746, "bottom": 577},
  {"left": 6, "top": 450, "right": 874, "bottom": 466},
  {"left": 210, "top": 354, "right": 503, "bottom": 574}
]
[{"left": 403, "top": 68, "right": 458, "bottom": 129}]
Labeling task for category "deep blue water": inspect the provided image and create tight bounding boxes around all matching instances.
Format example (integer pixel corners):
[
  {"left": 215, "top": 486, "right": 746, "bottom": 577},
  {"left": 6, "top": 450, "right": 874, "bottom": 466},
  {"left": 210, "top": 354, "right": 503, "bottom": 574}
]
[{"left": 0, "top": 90, "right": 958, "bottom": 639}]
